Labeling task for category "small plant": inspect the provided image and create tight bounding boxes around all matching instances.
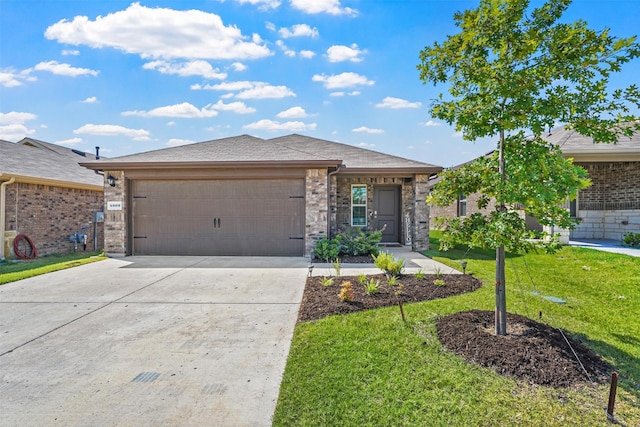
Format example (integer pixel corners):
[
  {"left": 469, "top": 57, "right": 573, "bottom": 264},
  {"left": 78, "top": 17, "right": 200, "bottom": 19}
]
[
  {"left": 372, "top": 251, "right": 405, "bottom": 277},
  {"left": 331, "top": 258, "right": 342, "bottom": 277},
  {"left": 338, "top": 281, "right": 355, "bottom": 302},
  {"left": 320, "top": 276, "right": 334, "bottom": 287},
  {"left": 623, "top": 232, "right": 640, "bottom": 247},
  {"left": 433, "top": 278, "right": 446, "bottom": 286},
  {"left": 363, "top": 278, "right": 380, "bottom": 295},
  {"left": 387, "top": 275, "right": 398, "bottom": 287},
  {"left": 415, "top": 270, "right": 426, "bottom": 280},
  {"left": 357, "top": 273, "right": 368, "bottom": 284},
  {"left": 434, "top": 266, "right": 443, "bottom": 278}
]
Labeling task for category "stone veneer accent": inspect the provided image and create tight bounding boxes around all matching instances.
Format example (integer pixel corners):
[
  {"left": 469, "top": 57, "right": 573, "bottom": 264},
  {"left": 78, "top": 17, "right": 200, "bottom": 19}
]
[
  {"left": 4, "top": 182, "right": 103, "bottom": 256},
  {"left": 570, "top": 209, "right": 640, "bottom": 241},
  {"left": 412, "top": 174, "right": 431, "bottom": 251},
  {"left": 103, "top": 170, "right": 127, "bottom": 256},
  {"left": 305, "top": 168, "right": 328, "bottom": 256}
]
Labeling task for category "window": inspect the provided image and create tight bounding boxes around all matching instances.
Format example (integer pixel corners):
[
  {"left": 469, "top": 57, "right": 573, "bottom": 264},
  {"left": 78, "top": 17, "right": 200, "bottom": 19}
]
[
  {"left": 457, "top": 194, "right": 467, "bottom": 217},
  {"left": 569, "top": 197, "right": 577, "bottom": 218},
  {"left": 351, "top": 184, "right": 367, "bottom": 226}
]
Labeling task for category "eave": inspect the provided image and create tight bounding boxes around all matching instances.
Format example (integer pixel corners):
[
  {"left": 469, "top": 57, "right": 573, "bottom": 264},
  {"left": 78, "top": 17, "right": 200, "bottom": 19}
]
[
  {"left": 80, "top": 159, "right": 343, "bottom": 170},
  {"left": 0, "top": 172, "right": 102, "bottom": 191}
]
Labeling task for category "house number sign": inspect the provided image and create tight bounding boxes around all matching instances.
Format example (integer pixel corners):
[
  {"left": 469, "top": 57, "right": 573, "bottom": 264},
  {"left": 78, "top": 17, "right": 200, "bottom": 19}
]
[{"left": 107, "top": 201, "right": 123, "bottom": 211}]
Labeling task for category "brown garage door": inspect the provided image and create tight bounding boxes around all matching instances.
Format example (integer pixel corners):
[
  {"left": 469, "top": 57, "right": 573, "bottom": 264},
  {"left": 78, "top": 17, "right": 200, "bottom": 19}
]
[{"left": 131, "top": 180, "right": 305, "bottom": 256}]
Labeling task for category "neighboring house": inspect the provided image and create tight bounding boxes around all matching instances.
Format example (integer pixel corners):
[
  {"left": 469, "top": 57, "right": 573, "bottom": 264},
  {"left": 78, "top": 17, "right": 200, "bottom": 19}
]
[
  {"left": 429, "top": 125, "right": 640, "bottom": 241},
  {"left": 80, "top": 134, "right": 441, "bottom": 257},
  {"left": 0, "top": 138, "right": 104, "bottom": 259}
]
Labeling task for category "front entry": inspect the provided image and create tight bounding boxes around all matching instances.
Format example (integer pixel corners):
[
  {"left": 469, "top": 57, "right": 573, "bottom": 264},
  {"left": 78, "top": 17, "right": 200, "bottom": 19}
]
[{"left": 373, "top": 186, "right": 401, "bottom": 243}]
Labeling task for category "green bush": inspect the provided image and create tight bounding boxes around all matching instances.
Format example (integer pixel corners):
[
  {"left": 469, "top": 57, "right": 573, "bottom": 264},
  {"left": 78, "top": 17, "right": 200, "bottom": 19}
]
[
  {"left": 312, "top": 227, "right": 382, "bottom": 260},
  {"left": 313, "top": 237, "right": 340, "bottom": 261},
  {"left": 622, "top": 232, "right": 640, "bottom": 247},
  {"left": 372, "top": 251, "right": 405, "bottom": 277}
]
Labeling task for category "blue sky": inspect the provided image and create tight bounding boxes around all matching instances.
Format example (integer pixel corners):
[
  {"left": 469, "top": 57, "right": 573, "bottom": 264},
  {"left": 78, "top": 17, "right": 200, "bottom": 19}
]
[{"left": 1, "top": 0, "right": 639, "bottom": 167}]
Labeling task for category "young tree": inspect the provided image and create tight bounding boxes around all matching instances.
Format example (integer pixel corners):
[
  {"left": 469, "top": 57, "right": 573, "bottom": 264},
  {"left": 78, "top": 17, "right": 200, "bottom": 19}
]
[{"left": 418, "top": 0, "right": 640, "bottom": 335}]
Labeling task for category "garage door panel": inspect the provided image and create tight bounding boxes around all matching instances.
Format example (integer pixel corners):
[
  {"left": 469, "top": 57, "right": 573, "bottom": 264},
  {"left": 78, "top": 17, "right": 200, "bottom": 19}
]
[{"left": 131, "top": 180, "right": 304, "bottom": 256}]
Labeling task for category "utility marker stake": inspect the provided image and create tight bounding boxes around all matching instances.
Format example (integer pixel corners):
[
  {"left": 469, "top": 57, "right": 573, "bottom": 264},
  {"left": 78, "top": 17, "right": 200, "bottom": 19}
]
[{"left": 606, "top": 371, "right": 618, "bottom": 421}]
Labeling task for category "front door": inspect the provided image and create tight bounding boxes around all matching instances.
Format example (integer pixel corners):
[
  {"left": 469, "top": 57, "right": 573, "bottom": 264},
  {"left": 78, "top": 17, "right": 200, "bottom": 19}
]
[{"left": 373, "top": 186, "right": 400, "bottom": 243}]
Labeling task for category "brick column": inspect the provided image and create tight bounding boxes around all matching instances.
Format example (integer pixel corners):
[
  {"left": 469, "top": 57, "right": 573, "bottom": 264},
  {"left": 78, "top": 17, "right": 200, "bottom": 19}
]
[
  {"left": 412, "top": 174, "right": 431, "bottom": 252},
  {"left": 305, "top": 168, "right": 328, "bottom": 257},
  {"left": 103, "top": 170, "right": 127, "bottom": 257}
]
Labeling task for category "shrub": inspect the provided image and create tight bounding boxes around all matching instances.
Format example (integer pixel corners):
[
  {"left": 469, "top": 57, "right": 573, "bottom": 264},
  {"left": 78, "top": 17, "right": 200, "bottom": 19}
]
[
  {"left": 357, "top": 273, "right": 368, "bottom": 284},
  {"left": 387, "top": 275, "right": 398, "bottom": 287},
  {"left": 313, "top": 227, "right": 382, "bottom": 261},
  {"left": 623, "top": 232, "right": 640, "bottom": 247},
  {"left": 434, "top": 279, "right": 446, "bottom": 286},
  {"left": 415, "top": 270, "right": 426, "bottom": 280},
  {"left": 363, "top": 278, "right": 380, "bottom": 295},
  {"left": 338, "top": 281, "right": 355, "bottom": 302},
  {"left": 313, "top": 237, "right": 340, "bottom": 262},
  {"left": 372, "top": 252, "right": 405, "bottom": 277},
  {"left": 320, "top": 277, "right": 334, "bottom": 287}
]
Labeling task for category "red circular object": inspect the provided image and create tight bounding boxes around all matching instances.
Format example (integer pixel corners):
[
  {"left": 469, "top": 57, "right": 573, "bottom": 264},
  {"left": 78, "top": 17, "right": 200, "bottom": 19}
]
[{"left": 13, "top": 234, "right": 38, "bottom": 260}]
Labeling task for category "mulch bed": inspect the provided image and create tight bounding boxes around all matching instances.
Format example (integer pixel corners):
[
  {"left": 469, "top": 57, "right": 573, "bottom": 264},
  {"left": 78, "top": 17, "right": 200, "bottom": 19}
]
[{"left": 298, "top": 272, "right": 613, "bottom": 388}]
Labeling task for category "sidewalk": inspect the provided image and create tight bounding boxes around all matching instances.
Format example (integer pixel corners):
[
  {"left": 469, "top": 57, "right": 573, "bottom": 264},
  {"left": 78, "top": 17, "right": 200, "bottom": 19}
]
[
  {"left": 310, "top": 245, "right": 462, "bottom": 277},
  {"left": 568, "top": 239, "right": 640, "bottom": 258}
]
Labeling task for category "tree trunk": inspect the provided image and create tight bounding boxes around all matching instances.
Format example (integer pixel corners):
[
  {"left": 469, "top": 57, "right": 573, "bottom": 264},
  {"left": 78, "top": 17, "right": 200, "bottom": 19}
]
[{"left": 495, "top": 129, "right": 508, "bottom": 336}]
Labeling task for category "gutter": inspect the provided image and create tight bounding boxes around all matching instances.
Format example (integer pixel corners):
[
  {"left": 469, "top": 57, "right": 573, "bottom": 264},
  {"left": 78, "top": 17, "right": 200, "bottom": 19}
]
[{"left": 0, "top": 174, "right": 16, "bottom": 260}]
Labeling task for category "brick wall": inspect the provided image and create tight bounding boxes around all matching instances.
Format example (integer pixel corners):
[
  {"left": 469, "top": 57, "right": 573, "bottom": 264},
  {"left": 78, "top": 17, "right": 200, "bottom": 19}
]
[
  {"left": 3, "top": 182, "right": 103, "bottom": 256},
  {"left": 103, "top": 170, "right": 127, "bottom": 256},
  {"left": 577, "top": 162, "right": 640, "bottom": 210},
  {"left": 429, "top": 190, "right": 495, "bottom": 225},
  {"left": 305, "top": 168, "right": 328, "bottom": 257}
]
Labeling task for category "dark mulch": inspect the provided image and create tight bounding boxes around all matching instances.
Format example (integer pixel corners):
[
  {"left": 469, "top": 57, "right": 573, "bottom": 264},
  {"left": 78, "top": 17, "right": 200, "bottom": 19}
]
[
  {"left": 298, "top": 273, "right": 612, "bottom": 389},
  {"left": 437, "top": 310, "right": 612, "bottom": 388},
  {"left": 298, "top": 273, "right": 482, "bottom": 322}
]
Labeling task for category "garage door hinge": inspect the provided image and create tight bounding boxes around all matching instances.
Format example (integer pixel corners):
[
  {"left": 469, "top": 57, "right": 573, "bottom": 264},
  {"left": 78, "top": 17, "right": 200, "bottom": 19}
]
[
  {"left": 133, "top": 196, "right": 147, "bottom": 199},
  {"left": 289, "top": 236, "right": 304, "bottom": 240},
  {"left": 289, "top": 195, "right": 305, "bottom": 199},
  {"left": 133, "top": 236, "right": 147, "bottom": 239}
]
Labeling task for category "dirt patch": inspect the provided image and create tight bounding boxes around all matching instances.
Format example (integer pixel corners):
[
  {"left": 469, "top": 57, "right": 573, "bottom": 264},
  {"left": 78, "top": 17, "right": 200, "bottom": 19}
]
[
  {"left": 436, "top": 310, "right": 612, "bottom": 388},
  {"left": 298, "top": 273, "right": 482, "bottom": 322}
]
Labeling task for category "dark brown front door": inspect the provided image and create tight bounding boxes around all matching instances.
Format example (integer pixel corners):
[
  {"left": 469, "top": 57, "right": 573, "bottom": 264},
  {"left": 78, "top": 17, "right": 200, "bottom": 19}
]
[
  {"left": 130, "top": 179, "right": 305, "bottom": 256},
  {"left": 373, "top": 186, "right": 400, "bottom": 243}
]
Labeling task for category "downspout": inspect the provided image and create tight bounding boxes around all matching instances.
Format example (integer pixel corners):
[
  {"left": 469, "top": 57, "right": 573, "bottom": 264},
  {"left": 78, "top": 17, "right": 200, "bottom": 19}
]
[
  {"left": 327, "top": 164, "right": 343, "bottom": 238},
  {"left": 0, "top": 174, "right": 16, "bottom": 260}
]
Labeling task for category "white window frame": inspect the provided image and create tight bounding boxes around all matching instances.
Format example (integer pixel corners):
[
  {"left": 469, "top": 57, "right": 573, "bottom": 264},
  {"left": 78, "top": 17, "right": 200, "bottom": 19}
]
[
  {"left": 351, "top": 184, "right": 367, "bottom": 227},
  {"left": 457, "top": 194, "right": 467, "bottom": 217}
]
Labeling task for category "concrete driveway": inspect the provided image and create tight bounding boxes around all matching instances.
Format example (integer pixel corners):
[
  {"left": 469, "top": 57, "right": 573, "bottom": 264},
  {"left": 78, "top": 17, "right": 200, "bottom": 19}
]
[{"left": 0, "top": 256, "right": 309, "bottom": 426}]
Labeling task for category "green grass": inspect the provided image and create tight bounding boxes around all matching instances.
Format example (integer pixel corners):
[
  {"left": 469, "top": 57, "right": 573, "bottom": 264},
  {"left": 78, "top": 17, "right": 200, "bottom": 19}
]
[
  {"left": 274, "top": 232, "right": 640, "bottom": 426},
  {"left": 0, "top": 251, "right": 106, "bottom": 285}
]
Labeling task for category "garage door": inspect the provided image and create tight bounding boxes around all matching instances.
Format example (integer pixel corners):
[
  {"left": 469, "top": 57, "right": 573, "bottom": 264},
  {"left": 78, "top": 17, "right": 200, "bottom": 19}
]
[{"left": 131, "top": 180, "right": 305, "bottom": 256}]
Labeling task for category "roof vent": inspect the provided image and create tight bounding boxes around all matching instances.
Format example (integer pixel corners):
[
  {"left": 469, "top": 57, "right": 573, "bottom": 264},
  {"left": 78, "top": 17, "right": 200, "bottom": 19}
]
[{"left": 72, "top": 149, "right": 87, "bottom": 157}]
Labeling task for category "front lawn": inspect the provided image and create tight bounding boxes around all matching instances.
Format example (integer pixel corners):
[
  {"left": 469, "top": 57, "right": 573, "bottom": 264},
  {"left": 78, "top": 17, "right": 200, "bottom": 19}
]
[
  {"left": 0, "top": 251, "right": 106, "bottom": 285},
  {"left": 273, "top": 234, "right": 640, "bottom": 426}
]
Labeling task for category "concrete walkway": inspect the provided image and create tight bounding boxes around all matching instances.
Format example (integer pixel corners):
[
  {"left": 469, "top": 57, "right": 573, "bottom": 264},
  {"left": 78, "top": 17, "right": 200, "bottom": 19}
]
[
  {"left": 569, "top": 239, "right": 640, "bottom": 257},
  {"left": 311, "top": 245, "right": 461, "bottom": 276},
  {"left": 0, "top": 256, "right": 308, "bottom": 426}
]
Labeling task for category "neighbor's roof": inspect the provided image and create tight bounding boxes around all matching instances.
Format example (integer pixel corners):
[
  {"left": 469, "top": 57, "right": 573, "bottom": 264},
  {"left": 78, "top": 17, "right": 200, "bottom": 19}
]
[
  {"left": 80, "top": 134, "right": 442, "bottom": 174},
  {"left": 544, "top": 124, "right": 640, "bottom": 161},
  {"left": 0, "top": 138, "right": 103, "bottom": 189}
]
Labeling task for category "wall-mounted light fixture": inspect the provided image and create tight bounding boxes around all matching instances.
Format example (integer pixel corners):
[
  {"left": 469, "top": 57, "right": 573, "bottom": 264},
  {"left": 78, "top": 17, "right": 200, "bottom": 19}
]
[{"left": 107, "top": 174, "right": 117, "bottom": 187}]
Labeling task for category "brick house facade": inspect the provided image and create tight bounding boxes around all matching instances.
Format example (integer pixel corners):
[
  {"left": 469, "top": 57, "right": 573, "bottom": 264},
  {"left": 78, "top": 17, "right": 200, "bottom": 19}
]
[
  {"left": 84, "top": 135, "right": 440, "bottom": 257},
  {"left": 1, "top": 138, "right": 104, "bottom": 259}
]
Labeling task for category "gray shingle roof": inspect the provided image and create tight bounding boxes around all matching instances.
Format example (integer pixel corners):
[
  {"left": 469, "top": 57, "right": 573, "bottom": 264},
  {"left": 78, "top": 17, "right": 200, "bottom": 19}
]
[
  {"left": 81, "top": 134, "right": 441, "bottom": 172},
  {"left": 544, "top": 124, "right": 640, "bottom": 156},
  {"left": 0, "top": 138, "right": 103, "bottom": 187}
]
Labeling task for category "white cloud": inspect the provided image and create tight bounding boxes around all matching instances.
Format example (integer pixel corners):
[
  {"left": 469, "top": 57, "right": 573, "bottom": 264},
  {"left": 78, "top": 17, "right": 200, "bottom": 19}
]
[
  {"left": 424, "top": 120, "right": 442, "bottom": 127},
  {"left": 277, "top": 106, "right": 308, "bottom": 118},
  {"left": 44, "top": 3, "right": 272, "bottom": 60},
  {"left": 34, "top": 61, "right": 98, "bottom": 77},
  {"left": 167, "top": 121, "right": 176, "bottom": 126},
  {"left": 352, "top": 126, "right": 384, "bottom": 134},
  {"left": 312, "top": 72, "right": 374, "bottom": 89},
  {"left": 82, "top": 96, "right": 98, "bottom": 103},
  {"left": 143, "top": 60, "right": 227, "bottom": 79},
  {"left": 376, "top": 96, "right": 422, "bottom": 109},
  {"left": 122, "top": 102, "right": 219, "bottom": 118},
  {"left": 279, "top": 24, "right": 319, "bottom": 38},
  {"left": 290, "top": 0, "right": 358, "bottom": 16},
  {"left": 0, "top": 69, "right": 36, "bottom": 87},
  {"left": 276, "top": 40, "right": 296, "bottom": 57},
  {"left": 56, "top": 137, "right": 83, "bottom": 145},
  {"left": 211, "top": 100, "right": 256, "bottom": 114},
  {"left": 0, "top": 124, "right": 36, "bottom": 141},
  {"left": 61, "top": 49, "right": 80, "bottom": 56},
  {"left": 243, "top": 119, "right": 316, "bottom": 131},
  {"left": 233, "top": 0, "right": 281, "bottom": 10},
  {"left": 230, "top": 62, "right": 247, "bottom": 71},
  {"left": 193, "top": 80, "right": 295, "bottom": 99},
  {"left": 326, "top": 44, "right": 365, "bottom": 63},
  {"left": 358, "top": 142, "right": 376, "bottom": 148},
  {"left": 330, "top": 92, "right": 344, "bottom": 97},
  {"left": 0, "top": 111, "right": 38, "bottom": 125},
  {"left": 265, "top": 21, "right": 277, "bottom": 32},
  {"left": 74, "top": 124, "right": 151, "bottom": 141},
  {"left": 166, "top": 138, "right": 195, "bottom": 147},
  {"left": 299, "top": 50, "right": 315, "bottom": 59}
]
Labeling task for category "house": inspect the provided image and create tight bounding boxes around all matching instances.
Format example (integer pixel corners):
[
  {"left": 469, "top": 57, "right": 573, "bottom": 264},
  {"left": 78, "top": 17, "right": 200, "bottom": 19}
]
[
  {"left": 0, "top": 138, "right": 104, "bottom": 259},
  {"left": 429, "top": 125, "right": 640, "bottom": 241},
  {"left": 80, "top": 134, "right": 441, "bottom": 257}
]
